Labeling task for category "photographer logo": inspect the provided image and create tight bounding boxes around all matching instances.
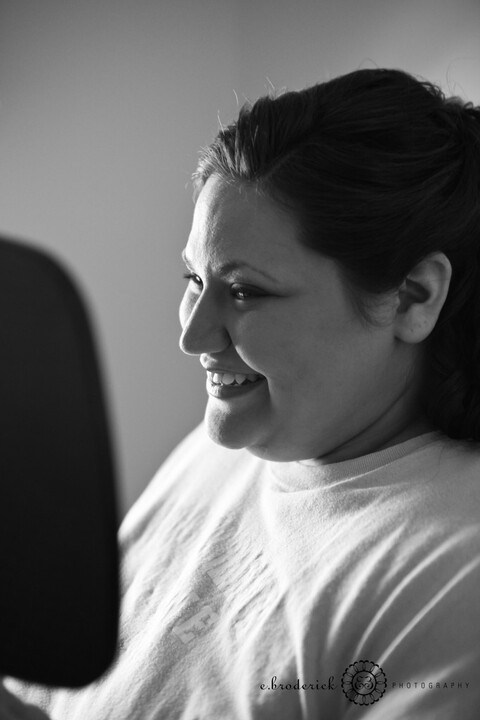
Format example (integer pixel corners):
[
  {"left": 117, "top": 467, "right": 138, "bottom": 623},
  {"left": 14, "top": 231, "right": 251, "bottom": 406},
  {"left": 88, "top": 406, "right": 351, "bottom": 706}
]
[{"left": 341, "top": 660, "right": 387, "bottom": 705}]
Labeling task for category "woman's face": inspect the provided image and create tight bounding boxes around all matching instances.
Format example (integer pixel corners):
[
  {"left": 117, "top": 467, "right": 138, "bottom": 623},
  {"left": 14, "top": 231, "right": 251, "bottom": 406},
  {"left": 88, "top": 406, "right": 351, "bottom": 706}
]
[{"left": 179, "top": 175, "right": 421, "bottom": 462}]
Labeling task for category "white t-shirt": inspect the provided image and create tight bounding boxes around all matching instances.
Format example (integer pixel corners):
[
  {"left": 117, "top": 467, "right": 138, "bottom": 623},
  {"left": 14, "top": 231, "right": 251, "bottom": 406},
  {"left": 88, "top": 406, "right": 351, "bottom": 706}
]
[{"left": 5, "top": 424, "right": 480, "bottom": 719}]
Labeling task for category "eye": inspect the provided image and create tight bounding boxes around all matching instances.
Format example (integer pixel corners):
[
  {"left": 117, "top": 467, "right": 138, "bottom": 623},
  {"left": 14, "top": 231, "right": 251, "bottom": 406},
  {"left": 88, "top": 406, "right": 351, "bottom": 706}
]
[
  {"left": 230, "top": 284, "right": 265, "bottom": 301},
  {"left": 183, "top": 272, "right": 203, "bottom": 289}
]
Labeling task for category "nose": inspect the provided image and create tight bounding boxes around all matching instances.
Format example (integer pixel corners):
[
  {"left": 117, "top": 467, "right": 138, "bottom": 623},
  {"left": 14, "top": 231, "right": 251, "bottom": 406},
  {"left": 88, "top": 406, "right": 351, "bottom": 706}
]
[{"left": 179, "top": 291, "right": 231, "bottom": 356}]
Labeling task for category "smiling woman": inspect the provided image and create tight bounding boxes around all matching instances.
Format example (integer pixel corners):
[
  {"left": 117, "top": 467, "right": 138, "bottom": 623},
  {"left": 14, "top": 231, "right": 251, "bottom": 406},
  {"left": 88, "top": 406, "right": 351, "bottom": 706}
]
[
  {"left": 179, "top": 175, "right": 441, "bottom": 462},
  {"left": 7, "top": 68, "right": 480, "bottom": 720}
]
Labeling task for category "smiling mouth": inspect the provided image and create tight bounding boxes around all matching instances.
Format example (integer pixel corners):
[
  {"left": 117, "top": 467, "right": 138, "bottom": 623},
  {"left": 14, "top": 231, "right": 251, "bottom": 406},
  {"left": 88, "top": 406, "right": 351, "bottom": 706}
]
[{"left": 207, "top": 371, "right": 264, "bottom": 387}]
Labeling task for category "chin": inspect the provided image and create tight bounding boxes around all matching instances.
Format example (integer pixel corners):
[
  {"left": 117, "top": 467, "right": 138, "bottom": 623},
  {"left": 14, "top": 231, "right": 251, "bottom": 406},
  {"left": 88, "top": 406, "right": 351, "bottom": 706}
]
[
  {"left": 204, "top": 408, "right": 258, "bottom": 450},
  {"left": 206, "top": 428, "right": 276, "bottom": 460},
  {"left": 204, "top": 413, "right": 293, "bottom": 461},
  {"left": 244, "top": 443, "right": 303, "bottom": 462},
  {"left": 207, "top": 430, "right": 247, "bottom": 450}
]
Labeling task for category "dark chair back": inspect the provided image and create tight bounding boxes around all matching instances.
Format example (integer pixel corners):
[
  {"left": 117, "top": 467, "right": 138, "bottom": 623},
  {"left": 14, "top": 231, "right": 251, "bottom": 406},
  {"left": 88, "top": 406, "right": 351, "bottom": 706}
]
[{"left": 0, "top": 237, "right": 119, "bottom": 687}]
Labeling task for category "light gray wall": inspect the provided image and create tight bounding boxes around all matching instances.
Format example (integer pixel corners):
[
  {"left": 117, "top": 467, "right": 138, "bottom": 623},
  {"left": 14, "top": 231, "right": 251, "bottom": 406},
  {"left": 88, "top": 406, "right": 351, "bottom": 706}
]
[{"left": 1, "top": 0, "right": 479, "bottom": 515}]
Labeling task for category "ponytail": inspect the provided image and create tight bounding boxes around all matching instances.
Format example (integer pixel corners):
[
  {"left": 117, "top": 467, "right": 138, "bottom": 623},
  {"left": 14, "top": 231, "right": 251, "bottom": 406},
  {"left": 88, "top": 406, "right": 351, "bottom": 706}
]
[{"left": 422, "top": 100, "right": 480, "bottom": 439}]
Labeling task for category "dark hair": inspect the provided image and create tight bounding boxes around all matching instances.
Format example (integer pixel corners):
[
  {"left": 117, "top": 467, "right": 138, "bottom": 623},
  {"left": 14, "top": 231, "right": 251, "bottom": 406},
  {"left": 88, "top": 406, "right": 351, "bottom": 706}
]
[{"left": 193, "top": 68, "right": 480, "bottom": 441}]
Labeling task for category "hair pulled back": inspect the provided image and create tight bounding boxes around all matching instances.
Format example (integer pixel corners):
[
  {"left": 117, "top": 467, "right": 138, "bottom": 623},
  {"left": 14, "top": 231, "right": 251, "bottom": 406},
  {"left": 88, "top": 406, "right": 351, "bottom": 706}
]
[{"left": 193, "top": 68, "right": 480, "bottom": 441}]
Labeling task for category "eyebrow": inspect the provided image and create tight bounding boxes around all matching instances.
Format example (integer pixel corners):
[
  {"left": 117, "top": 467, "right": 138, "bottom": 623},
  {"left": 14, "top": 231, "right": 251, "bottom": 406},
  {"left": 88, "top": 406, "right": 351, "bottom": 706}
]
[{"left": 181, "top": 249, "right": 278, "bottom": 283}]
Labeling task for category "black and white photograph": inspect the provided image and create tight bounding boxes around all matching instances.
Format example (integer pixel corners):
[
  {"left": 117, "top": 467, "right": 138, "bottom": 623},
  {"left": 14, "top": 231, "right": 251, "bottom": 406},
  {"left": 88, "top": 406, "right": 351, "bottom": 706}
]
[{"left": 1, "top": 1, "right": 480, "bottom": 718}]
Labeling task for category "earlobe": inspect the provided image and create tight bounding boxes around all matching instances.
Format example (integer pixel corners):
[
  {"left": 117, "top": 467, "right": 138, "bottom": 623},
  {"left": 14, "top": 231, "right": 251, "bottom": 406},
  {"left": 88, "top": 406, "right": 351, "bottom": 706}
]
[{"left": 394, "top": 252, "right": 452, "bottom": 344}]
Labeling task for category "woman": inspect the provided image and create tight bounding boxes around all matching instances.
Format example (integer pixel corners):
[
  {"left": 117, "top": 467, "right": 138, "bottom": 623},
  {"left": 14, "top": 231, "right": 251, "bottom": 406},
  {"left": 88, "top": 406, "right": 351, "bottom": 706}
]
[{"left": 6, "top": 67, "right": 480, "bottom": 719}]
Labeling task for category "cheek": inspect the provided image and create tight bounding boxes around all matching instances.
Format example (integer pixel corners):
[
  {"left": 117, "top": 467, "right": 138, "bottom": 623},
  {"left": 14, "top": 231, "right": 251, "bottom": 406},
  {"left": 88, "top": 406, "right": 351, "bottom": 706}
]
[{"left": 232, "top": 316, "right": 299, "bottom": 377}]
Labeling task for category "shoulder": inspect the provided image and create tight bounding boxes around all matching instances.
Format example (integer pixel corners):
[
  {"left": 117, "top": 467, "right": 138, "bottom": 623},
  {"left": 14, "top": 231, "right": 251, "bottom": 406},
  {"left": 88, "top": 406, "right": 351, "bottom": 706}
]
[
  {"left": 411, "top": 434, "right": 480, "bottom": 515},
  {"left": 375, "top": 432, "right": 480, "bottom": 512},
  {"left": 369, "top": 434, "right": 480, "bottom": 555}
]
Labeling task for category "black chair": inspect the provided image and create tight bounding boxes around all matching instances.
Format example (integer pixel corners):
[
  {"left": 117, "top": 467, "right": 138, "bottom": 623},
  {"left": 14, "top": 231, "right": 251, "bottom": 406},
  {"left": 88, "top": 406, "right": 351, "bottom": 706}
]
[{"left": 0, "top": 236, "right": 119, "bottom": 687}]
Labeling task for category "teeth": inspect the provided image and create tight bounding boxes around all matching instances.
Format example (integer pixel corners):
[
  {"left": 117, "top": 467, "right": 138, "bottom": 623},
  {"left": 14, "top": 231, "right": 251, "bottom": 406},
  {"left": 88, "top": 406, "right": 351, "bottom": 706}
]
[
  {"left": 221, "top": 373, "right": 236, "bottom": 385},
  {"left": 207, "top": 370, "right": 263, "bottom": 386}
]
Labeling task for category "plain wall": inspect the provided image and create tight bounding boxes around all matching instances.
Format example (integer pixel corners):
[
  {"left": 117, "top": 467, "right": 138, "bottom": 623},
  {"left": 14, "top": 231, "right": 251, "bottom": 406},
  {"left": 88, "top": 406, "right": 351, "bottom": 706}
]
[{"left": 1, "top": 0, "right": 479, "bottom": 514}]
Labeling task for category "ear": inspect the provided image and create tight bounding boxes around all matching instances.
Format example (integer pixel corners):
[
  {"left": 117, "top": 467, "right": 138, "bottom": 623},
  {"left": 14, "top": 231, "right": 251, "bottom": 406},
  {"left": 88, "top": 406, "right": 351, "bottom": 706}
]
[{"left": 394, "top": 252, "right": 452, "bottom": 343}]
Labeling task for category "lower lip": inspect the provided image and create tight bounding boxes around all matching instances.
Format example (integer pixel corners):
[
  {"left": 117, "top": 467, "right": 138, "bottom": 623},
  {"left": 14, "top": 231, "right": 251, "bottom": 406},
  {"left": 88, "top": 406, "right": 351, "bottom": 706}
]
[{"left": 206, "top": 377, "right": 267, "bottom": 399}]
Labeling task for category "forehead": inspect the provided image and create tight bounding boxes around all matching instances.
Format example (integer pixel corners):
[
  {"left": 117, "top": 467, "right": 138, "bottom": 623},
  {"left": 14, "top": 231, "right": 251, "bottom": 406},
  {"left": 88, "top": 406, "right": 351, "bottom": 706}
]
[
  {"left": 187, "top": 175, "right": 304, "bottom": 269},
  {"left": 186, "top": 175, "right": 360, "bottom": 318}
]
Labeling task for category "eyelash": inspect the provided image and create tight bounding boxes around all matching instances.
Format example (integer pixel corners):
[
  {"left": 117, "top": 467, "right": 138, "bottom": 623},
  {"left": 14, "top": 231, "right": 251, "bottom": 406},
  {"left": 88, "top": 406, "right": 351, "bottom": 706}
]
[
  {"left": 183, "top": 272, "right": 202, "bottom": 286},
  {"left": 182, "top": 273, "right": 263, "bottom": 302}
]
